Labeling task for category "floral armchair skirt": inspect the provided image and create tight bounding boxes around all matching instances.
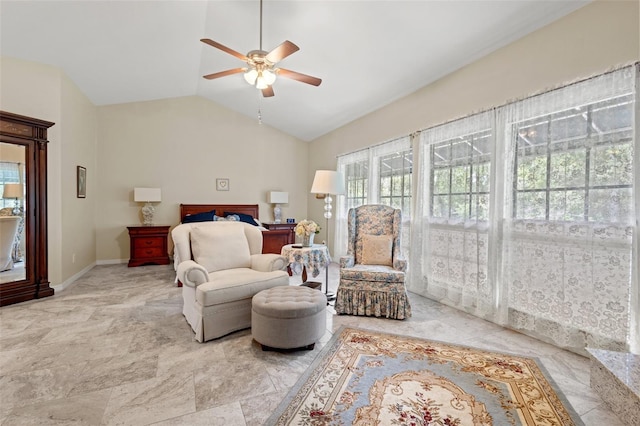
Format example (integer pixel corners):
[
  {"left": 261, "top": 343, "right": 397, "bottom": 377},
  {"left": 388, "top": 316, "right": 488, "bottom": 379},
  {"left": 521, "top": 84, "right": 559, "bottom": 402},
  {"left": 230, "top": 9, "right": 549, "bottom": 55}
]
[{"left": 335, "top": 276, "right": 411, "bottom": 320}]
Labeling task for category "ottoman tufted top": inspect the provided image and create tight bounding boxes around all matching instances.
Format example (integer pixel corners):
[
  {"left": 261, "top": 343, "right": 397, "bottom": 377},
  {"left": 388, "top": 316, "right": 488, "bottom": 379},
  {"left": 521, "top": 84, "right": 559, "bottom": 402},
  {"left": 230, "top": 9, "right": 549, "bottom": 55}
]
[{"left": 252, "top": 286, "right": 327, "bottom": 319}]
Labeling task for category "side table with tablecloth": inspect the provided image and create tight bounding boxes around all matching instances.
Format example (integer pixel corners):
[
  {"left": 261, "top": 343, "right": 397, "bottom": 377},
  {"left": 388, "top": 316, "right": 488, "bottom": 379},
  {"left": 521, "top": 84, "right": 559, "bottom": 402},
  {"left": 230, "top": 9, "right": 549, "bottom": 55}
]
[{"left": 280, "top": 244, "right": 331, "bottom": 283}]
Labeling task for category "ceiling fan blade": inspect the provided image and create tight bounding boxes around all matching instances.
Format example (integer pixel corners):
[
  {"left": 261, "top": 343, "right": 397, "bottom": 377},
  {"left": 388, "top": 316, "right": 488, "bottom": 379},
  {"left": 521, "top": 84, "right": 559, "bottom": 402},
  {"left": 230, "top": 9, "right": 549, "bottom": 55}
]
[
  {"left": 277, "top": 68, "right": 322, "bottom": 87},
  {"left": 203, "top": 68, "right": 245, "bottom": 80},
  {"left": 265, "top": 40, "right": 299, "bottom": 63},
  {"left": 262, "top": 86, "right": 275, "bottom": 97},
  {"left": 201, "top": 38, "right": 247, "bottom": 61}
]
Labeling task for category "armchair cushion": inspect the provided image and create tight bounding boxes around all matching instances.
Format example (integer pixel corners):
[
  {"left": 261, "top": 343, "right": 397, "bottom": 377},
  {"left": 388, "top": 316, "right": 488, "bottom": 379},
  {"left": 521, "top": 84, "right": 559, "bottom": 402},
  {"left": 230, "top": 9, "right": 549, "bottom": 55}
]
[
  {"left": 360, "top": 234, "right": 393, "bottom": 266},
  {"left": 196, "top": 268, "right": 289, "bottom": 307},
  {"left": 340, "top": 264, "right": 405, "bottom": 283},
  {"left": 191, "top": 224, "right": 250, "bottom": 272}
]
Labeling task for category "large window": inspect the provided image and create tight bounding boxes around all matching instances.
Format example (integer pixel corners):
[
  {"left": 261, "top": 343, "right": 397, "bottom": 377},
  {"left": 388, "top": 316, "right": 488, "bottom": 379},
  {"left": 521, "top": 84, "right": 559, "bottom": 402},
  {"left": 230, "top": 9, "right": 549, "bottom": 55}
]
[
  {"left": 345, "top": 160, "right": 369, "bottom": 210},
  {"left": 379, "top": 150, "right": 412, "bottom": 213},
  {"left": 336, "top": 137, "right": 412, "bottom": 258},
  {"left": 413, "top": 65, "right": 637, "bottom": 353},
  {"left": 513, "top": 94, "right": 633, "bottom": 223},
  {"left": 430, "top": 130, "right": 491, "bottom": 221}
]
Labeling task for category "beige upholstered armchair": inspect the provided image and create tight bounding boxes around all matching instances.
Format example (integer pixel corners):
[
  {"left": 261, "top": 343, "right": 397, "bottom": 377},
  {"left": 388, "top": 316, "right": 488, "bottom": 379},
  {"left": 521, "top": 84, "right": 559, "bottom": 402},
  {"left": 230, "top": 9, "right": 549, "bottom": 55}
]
[
  {"left": 335, "top": 204, "right": 411, "bottom": 319},
  {"left": 172, "top": 221, "right": 289, "bottom": 342}
]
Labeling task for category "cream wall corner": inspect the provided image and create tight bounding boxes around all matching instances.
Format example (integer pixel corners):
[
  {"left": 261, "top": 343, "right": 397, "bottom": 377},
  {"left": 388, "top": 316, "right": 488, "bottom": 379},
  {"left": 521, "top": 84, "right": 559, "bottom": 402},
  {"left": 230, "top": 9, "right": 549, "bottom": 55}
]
[
  {"left": 0, "top": 56, "right": 98, "bottom": 285},
  {"left": 96, "top": 96, "right": 309, "bottom": 262},
  {"left": 60, "top": 76, "right": 98, "bottom": 280},
  {"left": 308, "top": 0, "right": 640, "bottom": 251}
]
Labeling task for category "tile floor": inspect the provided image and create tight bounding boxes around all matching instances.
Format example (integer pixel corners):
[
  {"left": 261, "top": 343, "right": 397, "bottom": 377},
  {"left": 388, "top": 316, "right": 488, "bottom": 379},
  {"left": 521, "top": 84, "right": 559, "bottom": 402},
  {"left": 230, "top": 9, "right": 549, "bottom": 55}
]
[{"left": 0, "top": 263, "right": 623, "bottom": 425}]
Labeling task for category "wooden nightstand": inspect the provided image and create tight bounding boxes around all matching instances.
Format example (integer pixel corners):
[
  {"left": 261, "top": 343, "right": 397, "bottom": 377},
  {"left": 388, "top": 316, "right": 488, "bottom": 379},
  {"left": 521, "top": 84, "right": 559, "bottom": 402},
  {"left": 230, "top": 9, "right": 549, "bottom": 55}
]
[
  {"left": 127, "top": 225, "right": 171, "bottom": 267},
  {"left": 261, "top": 222, "right": 296, "bottom": 254}
]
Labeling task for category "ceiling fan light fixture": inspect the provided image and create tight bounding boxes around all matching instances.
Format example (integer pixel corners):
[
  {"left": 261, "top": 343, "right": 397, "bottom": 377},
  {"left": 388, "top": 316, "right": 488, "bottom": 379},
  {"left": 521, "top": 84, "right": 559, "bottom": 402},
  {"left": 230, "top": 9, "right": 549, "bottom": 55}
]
[
  {"left": 262, "top": 69, "right": 276, "bottom": 85},
  {"left": 255, "top": 73, "right": 269, "bottom": 90},
  {"left": 200, "top": 0, "right": 321, "bottom": 97},
  {"left": 244, "top": 68, "right": 258, "bottom": 85}
]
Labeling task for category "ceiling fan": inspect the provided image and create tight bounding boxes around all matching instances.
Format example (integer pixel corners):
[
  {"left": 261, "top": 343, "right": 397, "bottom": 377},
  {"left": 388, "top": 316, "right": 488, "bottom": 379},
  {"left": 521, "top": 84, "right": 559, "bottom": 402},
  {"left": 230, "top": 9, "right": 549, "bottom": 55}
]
[{"left": 200, "top": 0, "right": 322, "bottom": 98}]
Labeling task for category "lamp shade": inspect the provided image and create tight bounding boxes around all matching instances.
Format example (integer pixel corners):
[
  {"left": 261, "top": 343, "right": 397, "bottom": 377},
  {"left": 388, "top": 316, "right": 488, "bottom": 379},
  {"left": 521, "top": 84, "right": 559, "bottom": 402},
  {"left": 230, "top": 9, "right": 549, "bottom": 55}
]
[
  {"left": 3, "top": 183, "right": 23, "bottom": 199},
  {"left": 310, "top": 170, "right": 345, "bottom": 195},
  {"left": 134, "top": 187, "right": 161, "bottom": 203},
  {"left": 269, "top": 191, "right": 289, "bottom": 204}
]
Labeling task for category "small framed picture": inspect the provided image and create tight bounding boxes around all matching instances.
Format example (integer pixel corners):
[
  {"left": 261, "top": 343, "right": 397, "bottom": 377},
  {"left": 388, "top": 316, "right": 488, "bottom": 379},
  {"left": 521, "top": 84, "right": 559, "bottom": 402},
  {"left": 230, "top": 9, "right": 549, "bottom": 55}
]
[
  {"left": 216, "top": 178, "right": 229, "bottom": 191},
  {"left": 77, "top": 166, "right": 86, "bottom": 198}
]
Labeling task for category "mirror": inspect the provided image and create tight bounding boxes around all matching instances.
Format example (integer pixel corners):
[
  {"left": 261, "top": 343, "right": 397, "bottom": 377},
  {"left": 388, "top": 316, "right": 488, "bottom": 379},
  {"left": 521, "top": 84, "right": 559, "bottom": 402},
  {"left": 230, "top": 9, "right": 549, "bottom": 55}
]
[
  {"left": 0, "top": 142, "right": 26, "bottom": 283},
  {"left": 0, "top": 111, "right": 53, "bottom": 306}
]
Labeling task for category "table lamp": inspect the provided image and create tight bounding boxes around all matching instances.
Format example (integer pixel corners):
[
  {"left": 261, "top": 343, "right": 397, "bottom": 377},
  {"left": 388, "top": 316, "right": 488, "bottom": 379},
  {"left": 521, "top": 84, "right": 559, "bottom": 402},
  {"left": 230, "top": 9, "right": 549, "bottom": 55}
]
[
  {"left": 269, "top": 191, "right": 288, "bottom": 224},
  {"left": 310, "top": 170, "right": 345, "bottom": 301},
  {"left": 3, "top": 183, "right": 23, "bottom": 215},
  {"left": 134, "top": 187, "right": 161, "bottom": 225}
]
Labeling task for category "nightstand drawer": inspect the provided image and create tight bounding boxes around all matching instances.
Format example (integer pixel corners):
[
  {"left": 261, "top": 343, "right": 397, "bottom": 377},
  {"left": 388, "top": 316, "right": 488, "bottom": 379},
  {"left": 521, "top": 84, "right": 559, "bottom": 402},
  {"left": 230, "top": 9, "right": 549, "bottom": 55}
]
[
  {"left": 133, "top": 246, "right": 165, "bottom": 259},
  {"left": 134, "top": 237, "right": 164, "bottom": 249}
]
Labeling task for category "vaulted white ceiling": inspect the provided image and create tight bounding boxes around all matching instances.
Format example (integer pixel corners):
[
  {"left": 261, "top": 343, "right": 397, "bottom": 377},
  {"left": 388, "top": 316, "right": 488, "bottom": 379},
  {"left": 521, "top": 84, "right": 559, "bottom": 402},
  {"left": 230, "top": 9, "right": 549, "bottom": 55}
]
[{"left": 0, "top": 1, "right": 590, "bottom": 141}]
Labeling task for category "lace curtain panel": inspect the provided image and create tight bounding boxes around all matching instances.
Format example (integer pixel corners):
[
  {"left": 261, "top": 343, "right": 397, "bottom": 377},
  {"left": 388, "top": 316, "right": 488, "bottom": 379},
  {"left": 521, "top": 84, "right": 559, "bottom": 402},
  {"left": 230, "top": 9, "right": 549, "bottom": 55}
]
[
  {"left": 500, "top": 67, "right": 636, "bottom": 352},
  {"left": 411, "top": 111, "right": 498, "bottom": 320},
  {"left": 409, "top": 65, "right": 638, "bottom": 354},
  {"left": 335, "top": 136, "right": 411, "bottom": 259}
]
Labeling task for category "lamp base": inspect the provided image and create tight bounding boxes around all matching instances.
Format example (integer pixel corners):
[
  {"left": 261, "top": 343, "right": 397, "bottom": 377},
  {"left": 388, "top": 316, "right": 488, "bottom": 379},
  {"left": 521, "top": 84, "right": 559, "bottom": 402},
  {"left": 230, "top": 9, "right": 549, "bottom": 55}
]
[
  {"left": 273, "top": 204, "right": 282, "bottom": 224},
  {"left": 141, "top": 202, "right": 155, "bottom": 225}
]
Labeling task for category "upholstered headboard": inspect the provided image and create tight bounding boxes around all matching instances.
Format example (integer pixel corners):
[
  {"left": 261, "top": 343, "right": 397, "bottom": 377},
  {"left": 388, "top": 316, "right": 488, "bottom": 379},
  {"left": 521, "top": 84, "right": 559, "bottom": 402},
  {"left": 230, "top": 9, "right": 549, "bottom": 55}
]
[{"left": 179, "top": 204, "right": 260, "bottom": 223}]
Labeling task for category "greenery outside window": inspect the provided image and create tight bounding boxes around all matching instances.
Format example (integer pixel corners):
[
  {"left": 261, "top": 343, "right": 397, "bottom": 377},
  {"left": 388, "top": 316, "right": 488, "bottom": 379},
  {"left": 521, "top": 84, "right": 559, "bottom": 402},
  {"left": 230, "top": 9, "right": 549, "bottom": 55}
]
[
  {"left": 378, "top": 150, "right": 412, "bottom": 214},
  {"left": 430, "top": 129, "right": 492, "bottom": 221},
  {"left": 513, "top": 94, "right": 633, "bottom": 223},
  {"left": 345, "top": 160, "right": 369, "bottom": 210}
]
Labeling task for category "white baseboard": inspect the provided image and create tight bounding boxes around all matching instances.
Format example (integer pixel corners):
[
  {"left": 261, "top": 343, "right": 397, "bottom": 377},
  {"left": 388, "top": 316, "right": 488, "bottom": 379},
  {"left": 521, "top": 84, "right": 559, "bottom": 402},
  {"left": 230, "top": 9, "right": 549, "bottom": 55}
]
[
  {"left": 53, "top": 262, "right": 96, "bottom": 292},
  {"left": 96, "top": 259, "right": 128, "bottom": 265}
]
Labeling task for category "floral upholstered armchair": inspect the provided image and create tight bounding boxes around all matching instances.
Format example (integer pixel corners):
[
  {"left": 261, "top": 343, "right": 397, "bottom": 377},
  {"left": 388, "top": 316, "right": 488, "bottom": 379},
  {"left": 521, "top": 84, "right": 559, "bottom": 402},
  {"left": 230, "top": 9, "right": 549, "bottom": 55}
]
[{"left": 335, "top": 204, "right": 411, "bottom": 319}]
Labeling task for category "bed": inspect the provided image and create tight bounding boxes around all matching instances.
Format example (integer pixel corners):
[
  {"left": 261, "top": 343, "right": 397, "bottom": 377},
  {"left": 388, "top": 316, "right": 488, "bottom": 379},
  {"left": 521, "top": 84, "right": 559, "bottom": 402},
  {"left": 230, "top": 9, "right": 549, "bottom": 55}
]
[{"left": 178, "top": 204, "right": 293, "bottom": 255}]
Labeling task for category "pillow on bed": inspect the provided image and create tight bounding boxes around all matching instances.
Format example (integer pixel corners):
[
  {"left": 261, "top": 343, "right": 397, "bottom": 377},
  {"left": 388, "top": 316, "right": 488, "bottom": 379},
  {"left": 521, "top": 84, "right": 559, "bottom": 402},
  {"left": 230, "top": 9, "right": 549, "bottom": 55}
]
[
  {"left": 223, "top": 211, "right": 260, "bottom": 226},
  {"left": 214, "top": 214, "right": 239, "bottom": 222},
  {"left": 182, "top": 210, "right": 215, "bottom": 223}
]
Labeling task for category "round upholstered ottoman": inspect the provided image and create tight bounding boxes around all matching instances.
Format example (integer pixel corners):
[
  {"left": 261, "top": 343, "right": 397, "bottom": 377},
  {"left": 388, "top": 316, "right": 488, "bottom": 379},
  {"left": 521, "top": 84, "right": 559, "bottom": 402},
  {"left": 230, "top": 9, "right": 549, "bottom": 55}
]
[{"left": 252, "top": 286, "right": 327, "bottom": 351}]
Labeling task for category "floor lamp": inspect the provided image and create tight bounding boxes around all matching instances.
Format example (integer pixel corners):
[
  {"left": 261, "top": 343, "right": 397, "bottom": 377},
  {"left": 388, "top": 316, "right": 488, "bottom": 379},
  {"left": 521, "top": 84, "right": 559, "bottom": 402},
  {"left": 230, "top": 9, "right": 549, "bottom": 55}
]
[{"left": 310, "top": 170, "right": 345, "bottom": 301}]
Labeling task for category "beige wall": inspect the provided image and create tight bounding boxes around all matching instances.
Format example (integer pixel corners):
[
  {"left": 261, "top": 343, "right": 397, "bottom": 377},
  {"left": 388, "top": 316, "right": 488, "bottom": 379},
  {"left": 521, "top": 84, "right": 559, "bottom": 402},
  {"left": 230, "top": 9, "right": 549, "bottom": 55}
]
[
  {"left": 96, "top": 96, "right": 308, "bottom": 261},
  {"left": 308, "top": 0, "right": 640, "bottom": 246},
  {"left": 0, "top": 57, "right": 64, "bottom": 284},
  {"left": 0, "top": 57, "right": 98, "bottom": 285},
  {"left": 60, "top": 77, "right": 98, "bottom": 279}
]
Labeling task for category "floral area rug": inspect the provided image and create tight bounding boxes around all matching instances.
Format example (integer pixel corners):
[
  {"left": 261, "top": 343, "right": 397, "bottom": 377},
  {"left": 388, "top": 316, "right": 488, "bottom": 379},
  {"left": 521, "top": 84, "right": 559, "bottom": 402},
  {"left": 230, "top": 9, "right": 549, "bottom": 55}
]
[{"left": 266, "top": 327, "right": 583, "bottom": 425}]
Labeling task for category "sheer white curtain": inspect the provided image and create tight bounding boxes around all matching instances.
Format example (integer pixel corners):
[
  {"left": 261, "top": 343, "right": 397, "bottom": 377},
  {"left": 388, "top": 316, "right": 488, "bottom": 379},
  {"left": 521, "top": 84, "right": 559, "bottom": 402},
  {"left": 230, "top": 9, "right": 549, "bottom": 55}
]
[
  {"left": 336, "top": 149, "right": 369, "bottom": 258},
  {"left": 411, "top": 111, "right": 498, "bottom": 320},
  {"left": 500, "top": 67, "right": 636, "bottom": 352},
  {"left": 0, "top": 162, "right": 20, "bottom": 209},
  {"left": 633, "top": 64, "right": 640, "bottom": 354},
  {"left": 335, "top": 136, "right": 411, "bottom": 259}
]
